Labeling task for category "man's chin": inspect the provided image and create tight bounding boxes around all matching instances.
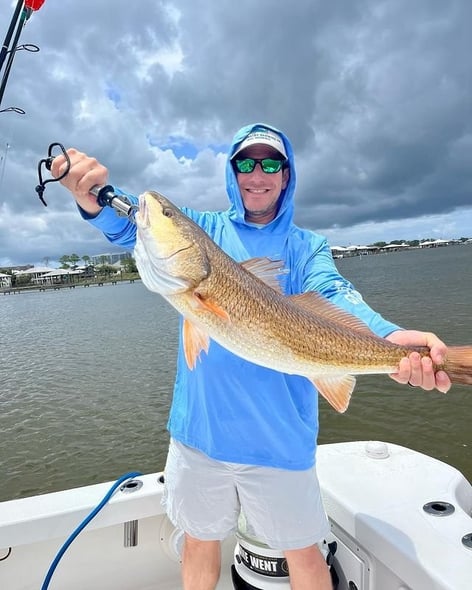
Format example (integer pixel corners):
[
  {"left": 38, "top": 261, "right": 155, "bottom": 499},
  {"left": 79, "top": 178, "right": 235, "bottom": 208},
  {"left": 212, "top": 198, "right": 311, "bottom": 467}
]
[{"left": 244, "top": 206, "right": 278, "bottom": 224}]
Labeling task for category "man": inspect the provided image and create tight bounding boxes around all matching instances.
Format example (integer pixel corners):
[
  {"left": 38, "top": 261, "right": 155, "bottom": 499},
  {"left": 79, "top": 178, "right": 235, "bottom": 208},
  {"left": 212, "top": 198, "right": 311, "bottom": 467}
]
[{"left": 52, "top": 123, "right": 450, "bottom": 590}]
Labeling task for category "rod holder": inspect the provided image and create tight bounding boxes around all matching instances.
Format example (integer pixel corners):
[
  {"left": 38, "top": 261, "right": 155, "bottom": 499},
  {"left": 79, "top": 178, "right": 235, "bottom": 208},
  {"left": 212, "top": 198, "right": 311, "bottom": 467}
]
[{"left": 124, "top": 520, "right": 138, "bottom": 547}]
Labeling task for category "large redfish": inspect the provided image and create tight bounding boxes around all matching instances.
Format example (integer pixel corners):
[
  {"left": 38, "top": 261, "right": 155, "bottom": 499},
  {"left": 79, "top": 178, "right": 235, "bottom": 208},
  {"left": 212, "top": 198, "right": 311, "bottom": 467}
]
[{"left": 134, "top": 190, "right": 472, "bottom": 412}]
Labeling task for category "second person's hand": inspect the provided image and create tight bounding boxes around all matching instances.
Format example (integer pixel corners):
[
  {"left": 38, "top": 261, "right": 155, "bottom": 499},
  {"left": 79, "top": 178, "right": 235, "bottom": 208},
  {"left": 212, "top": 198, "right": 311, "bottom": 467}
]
[{"left": 387, "top": 329, "right": 451, "bottom": 393}]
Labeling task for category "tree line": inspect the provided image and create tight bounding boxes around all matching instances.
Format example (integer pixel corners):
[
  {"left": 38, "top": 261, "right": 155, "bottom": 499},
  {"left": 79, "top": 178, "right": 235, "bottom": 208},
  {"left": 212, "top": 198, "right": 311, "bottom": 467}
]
[{"left": 56, "top": 254, "right": 137, "bottom": 274}]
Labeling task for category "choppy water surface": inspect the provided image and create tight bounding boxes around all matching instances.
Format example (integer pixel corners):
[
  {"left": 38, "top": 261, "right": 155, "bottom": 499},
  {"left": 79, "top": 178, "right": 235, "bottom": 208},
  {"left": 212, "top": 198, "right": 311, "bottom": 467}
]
[{"left": 1, "top": 245, "right": 471, "bottom": 501}]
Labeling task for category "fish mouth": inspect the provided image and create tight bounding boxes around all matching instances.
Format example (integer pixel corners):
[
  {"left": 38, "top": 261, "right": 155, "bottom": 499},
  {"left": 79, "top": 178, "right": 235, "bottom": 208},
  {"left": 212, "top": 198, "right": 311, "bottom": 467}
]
[
  {"left": 135, "top": 193, "right": 189, "bottom": 259},
  {"left": 136, "top": 192, "right": 168, "bottom": 229},
  {"left": 136, "top": 193, "right": 151, "bottom": 228}
]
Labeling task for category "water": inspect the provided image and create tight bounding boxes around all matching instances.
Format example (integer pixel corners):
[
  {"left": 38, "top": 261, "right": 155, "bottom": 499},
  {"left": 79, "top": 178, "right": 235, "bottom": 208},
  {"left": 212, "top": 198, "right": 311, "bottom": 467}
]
[
  {"left": 0, "top": 283, "right": 179, "bottom": 501},
  {"left": 1, "top": 246, "right": 471, "bottom": 502},
  {"left": 319, "top": 245, "right": 472, "bottom": 478}
]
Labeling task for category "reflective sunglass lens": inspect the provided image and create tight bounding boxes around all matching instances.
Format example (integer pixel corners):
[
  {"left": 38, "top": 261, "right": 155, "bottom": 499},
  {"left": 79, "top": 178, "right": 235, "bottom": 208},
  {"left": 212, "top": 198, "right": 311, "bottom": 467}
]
[
  {"left": 261, "top": 159, "right": 283, "bottom": 173},
  {"left": 235, "top": 159, "right": 256, "bottom": 173},
  {"left": 234, "top": 158, "right": 284, "bottom": 174}
]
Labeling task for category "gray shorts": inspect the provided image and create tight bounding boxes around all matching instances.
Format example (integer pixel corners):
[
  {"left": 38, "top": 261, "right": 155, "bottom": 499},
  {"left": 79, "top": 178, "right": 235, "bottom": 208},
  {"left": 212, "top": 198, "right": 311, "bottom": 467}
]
[{"left": 162, "top": 439, "right": 330, "bottom": 550}]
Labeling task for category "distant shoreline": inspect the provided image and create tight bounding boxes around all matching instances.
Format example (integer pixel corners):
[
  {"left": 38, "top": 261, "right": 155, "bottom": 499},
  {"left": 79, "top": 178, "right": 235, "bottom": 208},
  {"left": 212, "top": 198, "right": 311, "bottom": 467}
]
[
  {"left": 0, "top": 276, "right": 141, "bottom": 295},
  {"left": 331, "top": 240, "right": 471, "bottom": 259}
]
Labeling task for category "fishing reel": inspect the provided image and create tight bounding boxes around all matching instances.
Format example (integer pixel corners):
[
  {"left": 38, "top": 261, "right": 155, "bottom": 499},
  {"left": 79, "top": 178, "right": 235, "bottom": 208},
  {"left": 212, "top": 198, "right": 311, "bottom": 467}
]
[{"left": 35, "top": 142, "right": 137, "bottom": 221}]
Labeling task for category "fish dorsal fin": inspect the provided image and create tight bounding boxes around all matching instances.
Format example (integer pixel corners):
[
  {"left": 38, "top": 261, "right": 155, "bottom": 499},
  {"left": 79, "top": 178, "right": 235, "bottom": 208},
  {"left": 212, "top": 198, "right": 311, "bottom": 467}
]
[
  {"left": 240, "top": 257, "right": 287, "bottom": 293},
  {"left": 182, "top": 318, "right": 210, "bottom": 369},
  {"left": 289, "top": 292, "right": 375, "bottom": 336},
  {"left": 311, "top": 375, "right": 356, "bottom": 413}
]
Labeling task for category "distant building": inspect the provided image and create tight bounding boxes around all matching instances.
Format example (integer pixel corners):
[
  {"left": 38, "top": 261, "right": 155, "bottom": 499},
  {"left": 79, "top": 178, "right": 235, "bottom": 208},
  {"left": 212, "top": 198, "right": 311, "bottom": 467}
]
[
  {"left": 330, "top": 246, "right": 349, "bottom": 258},
  {"left": 330, "top": 245, "right": 380, "bottom": 258},
  {"left": 0, "top": 273, "right": 12, "bottom": 287},
  {"left": 419, "top": 239, "right": 451, "bottom": 248},
  {"left": 91, "top": 252, "right": 132, "bottom": 266},
  {"left": 13, "top": 266, "right": 55, "bottom": 282},
  {"left": 31, "top": 268, "right": 85, "bottom": 285},
  {"left": 380, "top": 243, "right": 409, "bottom": 252}
]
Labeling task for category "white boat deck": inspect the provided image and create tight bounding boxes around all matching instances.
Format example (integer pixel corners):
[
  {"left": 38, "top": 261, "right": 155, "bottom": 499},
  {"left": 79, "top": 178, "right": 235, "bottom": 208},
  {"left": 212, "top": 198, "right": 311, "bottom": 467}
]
[{"left": 1, "top": 441, "right": 471, "bottom": 590}]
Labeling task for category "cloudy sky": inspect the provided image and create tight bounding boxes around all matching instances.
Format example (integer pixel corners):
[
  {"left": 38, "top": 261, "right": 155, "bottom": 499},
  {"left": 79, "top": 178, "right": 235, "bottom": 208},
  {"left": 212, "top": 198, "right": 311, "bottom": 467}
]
[{"left": 0, "top": 0, "right": 471, "bottom": 267}]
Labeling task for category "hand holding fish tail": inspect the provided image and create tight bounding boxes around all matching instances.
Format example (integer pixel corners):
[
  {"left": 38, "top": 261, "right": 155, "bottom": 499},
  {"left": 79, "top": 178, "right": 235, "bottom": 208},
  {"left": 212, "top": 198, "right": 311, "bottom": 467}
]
[
  {"left": 387, "top": 330, "right": 451, "bottom": 393},
  {"left": 51, "top": 148, "right": 108, "bottom": 216}
]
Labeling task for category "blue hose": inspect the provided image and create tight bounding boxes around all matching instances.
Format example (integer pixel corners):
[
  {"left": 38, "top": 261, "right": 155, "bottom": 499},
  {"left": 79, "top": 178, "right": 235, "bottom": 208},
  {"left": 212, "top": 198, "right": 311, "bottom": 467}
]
[{"left": 41, "top": 471, "right": 142, "bottom": 590}]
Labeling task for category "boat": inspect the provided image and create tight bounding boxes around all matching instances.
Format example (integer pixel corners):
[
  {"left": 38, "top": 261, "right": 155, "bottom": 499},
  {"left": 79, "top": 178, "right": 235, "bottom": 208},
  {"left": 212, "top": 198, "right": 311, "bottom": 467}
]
[{"left": 1, "top": 440, "right": 471, "bottom": 589}]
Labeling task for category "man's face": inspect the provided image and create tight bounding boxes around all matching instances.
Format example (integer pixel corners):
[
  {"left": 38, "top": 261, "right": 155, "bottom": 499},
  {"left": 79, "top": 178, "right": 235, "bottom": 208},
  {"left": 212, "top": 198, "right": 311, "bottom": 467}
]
[{"left": 234, "top": 144, "right": 289, "bottom": 224}]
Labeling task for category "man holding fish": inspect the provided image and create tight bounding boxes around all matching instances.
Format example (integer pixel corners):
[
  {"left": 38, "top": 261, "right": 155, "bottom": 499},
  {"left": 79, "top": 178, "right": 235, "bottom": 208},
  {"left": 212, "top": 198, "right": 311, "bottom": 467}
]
[{"left": 53, "top": 124, "right": 455, "bottom": 590}]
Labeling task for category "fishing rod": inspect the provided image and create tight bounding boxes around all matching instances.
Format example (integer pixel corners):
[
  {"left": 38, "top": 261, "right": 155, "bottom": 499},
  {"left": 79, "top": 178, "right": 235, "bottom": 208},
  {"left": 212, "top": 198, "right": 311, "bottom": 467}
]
[
  {"left": 0, "top": 0, "right": 24, "bottom": 76},
  {"left": 35, "top": 142, "right": 138, "bottom": 222},
  {"left": 0, "top": 0, "right": 43, "bottom": 111}
]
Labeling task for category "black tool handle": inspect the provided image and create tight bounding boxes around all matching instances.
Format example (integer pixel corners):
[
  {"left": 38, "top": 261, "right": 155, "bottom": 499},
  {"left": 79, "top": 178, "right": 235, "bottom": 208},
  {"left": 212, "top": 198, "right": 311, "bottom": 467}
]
[{"left": 89, "top": 185, "right": 137, "bottom": 220}]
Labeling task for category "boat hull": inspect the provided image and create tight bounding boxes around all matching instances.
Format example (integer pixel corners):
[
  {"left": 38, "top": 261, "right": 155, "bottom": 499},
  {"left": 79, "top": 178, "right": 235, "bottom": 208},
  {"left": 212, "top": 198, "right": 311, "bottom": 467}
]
[{"left": 1, "top": 442, "right": 471, "bottom": 589}]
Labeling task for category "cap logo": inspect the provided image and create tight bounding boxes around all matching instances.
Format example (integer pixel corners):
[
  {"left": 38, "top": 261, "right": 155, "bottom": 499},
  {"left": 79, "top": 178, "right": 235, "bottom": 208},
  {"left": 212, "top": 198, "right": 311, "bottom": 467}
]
[{"left": 232, "top": 128, "right": 287, "bottom": 159}]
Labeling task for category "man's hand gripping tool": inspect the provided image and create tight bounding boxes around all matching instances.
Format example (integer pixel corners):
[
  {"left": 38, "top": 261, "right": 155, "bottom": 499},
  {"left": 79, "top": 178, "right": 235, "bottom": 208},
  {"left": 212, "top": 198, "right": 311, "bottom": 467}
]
[{"left": 35, "top": 142, "right": 138, "bottom": 223}]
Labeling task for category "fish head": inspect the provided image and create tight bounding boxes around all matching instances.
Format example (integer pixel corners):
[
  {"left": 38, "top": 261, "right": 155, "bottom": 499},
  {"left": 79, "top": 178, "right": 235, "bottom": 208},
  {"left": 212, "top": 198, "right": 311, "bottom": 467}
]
[{"left": 134, "top": 191, "right": 211, "bottom": 296}]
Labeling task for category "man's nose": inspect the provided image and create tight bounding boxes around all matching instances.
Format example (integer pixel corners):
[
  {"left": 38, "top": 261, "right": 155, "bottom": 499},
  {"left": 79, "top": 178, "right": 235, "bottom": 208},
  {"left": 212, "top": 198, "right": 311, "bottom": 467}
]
[{"left": 251, "top": 162, "right": 266, "bottom": 175}]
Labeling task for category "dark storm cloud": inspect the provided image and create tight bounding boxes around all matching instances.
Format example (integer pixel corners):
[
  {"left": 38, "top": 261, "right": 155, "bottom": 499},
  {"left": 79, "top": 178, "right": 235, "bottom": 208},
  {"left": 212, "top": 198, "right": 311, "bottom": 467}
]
[{"left": 0, "top": 0, "right": 470, "bottom": 265}]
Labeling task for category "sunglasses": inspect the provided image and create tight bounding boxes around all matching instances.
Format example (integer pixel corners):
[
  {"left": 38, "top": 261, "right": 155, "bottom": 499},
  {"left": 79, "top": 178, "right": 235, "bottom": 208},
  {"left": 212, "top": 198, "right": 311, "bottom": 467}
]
[{"left": 233, "top": 157, "right": 286, "bottom": 174}]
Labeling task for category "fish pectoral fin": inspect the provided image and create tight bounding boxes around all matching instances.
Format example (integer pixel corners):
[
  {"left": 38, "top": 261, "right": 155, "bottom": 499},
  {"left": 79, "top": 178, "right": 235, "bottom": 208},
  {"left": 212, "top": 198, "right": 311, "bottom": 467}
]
[
  {"left": 240, "top": 257, "right": 287, "bottom": 292},
  {"left": 311, "top": 375, "right": 356, "bottom": 413},
  {"left": 182, "top": 319, "right": 210, "bottom": 369},
  {"left": 191, "top": 292, "right": 231, "bottom": 322}
]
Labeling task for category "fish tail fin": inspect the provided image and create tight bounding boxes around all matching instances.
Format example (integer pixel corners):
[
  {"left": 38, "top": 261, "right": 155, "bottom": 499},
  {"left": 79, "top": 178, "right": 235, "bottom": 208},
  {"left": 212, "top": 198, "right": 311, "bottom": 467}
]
[{"left": 443, "top": 346, "right": 472, "bottom": 385}]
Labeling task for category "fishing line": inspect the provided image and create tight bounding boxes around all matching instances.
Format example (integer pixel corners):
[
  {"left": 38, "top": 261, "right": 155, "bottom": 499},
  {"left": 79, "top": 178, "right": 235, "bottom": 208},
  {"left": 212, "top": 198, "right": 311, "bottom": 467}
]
[{"left": 40, "top": 471, "right": 142, "bottom": 590}]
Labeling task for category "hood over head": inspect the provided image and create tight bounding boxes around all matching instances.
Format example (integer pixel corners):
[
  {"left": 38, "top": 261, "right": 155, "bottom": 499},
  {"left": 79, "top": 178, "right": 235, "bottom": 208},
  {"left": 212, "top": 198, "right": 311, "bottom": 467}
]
[{"left": 225, "top": 123, "right": 296, "bottom": 229}]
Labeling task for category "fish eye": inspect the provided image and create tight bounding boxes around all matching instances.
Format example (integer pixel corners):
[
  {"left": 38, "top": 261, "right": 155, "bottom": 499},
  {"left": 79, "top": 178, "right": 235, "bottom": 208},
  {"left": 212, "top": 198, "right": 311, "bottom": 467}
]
[{"left": 162, "top": 207, "right": 173, "bottom": 218}]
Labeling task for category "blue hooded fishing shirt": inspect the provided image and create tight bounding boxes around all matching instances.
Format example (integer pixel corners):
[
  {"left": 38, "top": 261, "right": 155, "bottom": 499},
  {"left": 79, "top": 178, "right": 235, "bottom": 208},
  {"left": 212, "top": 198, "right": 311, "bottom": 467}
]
[{"left": 83, "top": 123, "right": 400, "bottom": 470}]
